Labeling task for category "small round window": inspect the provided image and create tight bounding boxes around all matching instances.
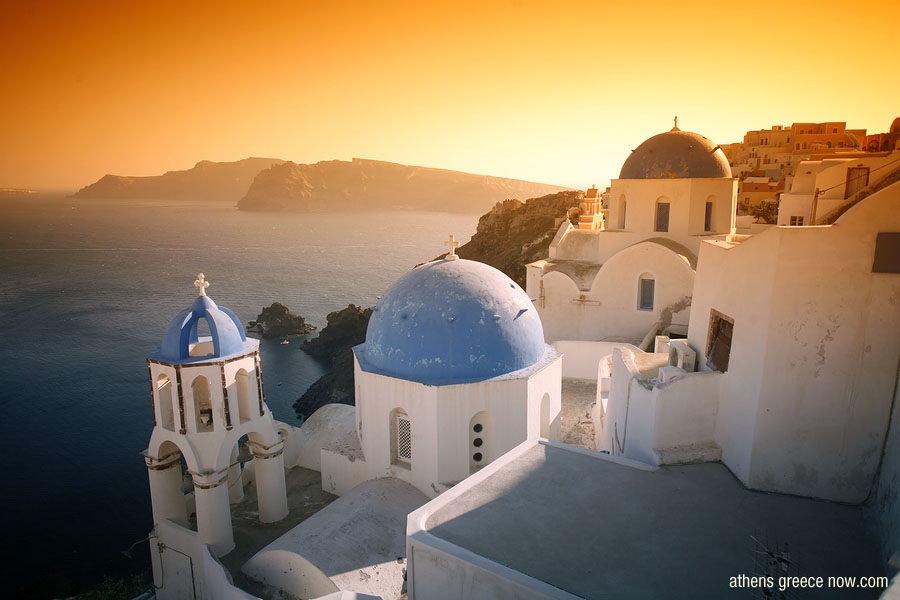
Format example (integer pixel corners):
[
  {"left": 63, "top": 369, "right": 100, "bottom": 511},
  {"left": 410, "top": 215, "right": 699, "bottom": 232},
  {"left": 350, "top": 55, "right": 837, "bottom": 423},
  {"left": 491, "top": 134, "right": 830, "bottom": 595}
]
[
  {"left": 473, "top": 438, "right": 483, "bottom": 447},
  {"left": 473, "top": 452, "right": 483, "bottom": 462},
  {"left": 473, "top": 423, "right": 483, "bottom": 433}
]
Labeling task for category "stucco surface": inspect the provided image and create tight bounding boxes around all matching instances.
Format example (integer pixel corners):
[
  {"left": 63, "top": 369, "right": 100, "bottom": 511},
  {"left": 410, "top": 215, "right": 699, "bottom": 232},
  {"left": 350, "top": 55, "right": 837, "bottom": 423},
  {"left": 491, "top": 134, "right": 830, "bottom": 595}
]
[
  {"left": 244, "top": 478, "right": 428, "bottom": 600},
  {"left": 422, "top": 442, "right": 883, "bottom": 599}
]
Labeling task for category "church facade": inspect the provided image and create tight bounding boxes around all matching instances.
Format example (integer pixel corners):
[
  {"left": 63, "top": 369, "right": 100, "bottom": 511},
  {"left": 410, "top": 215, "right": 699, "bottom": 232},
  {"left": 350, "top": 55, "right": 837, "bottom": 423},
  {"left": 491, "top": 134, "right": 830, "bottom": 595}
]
[{"left": 527, "top": 122, "right": 738, "bottom": 344}]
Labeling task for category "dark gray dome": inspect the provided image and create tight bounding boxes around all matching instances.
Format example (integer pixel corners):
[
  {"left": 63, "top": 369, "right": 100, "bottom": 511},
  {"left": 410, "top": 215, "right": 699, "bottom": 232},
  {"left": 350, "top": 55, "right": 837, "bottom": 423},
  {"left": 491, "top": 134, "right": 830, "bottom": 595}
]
[{"left": 619, "top": 128, "right": 732, "bottom": 179}]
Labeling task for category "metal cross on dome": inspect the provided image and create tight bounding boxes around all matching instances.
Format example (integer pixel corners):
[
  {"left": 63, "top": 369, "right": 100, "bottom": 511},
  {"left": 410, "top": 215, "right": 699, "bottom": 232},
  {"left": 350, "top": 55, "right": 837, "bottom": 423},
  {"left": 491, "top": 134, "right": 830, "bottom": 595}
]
[
  {"left": 194, "top": 273, "right": 210, "bottom": 296},
  {"left": 444, "top": 234, "right": 460, "bottom": 260}
]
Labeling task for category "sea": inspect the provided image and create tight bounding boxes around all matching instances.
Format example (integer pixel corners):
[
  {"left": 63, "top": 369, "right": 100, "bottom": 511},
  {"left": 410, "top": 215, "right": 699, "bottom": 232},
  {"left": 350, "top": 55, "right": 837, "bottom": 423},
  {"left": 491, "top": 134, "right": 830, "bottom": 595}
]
[{"left": 0, "top": 195, "right": 478, "bottom": 595}]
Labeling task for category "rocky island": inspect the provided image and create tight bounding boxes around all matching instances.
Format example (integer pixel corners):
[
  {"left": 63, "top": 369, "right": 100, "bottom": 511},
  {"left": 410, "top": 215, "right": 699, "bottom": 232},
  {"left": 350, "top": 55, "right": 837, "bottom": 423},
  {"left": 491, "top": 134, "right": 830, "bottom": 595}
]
[
  {"left": 238, "top": 158, "right": 569, "bottom": 214},
  {"left": 248, "top": 302, "right": 316, "bottom": 339},
  {"left": 293, "top": 191, "right": 582, "bottom": 418}
]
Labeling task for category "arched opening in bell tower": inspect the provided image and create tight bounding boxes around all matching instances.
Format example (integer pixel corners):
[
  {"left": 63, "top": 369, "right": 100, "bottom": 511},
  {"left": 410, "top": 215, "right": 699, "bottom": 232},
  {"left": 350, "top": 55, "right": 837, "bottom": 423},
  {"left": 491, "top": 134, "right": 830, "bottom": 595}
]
[
  {"left": 157, "top": 374, "right": 175, "bottom": 431},
  {"left": 191, "top": 375, "right": 214, "bottom": 432}
]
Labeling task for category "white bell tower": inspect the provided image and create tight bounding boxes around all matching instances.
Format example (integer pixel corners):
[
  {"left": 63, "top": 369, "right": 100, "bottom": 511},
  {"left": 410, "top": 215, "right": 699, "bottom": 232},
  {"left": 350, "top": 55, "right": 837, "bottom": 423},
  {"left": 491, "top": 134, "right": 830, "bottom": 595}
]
[{"left": 142, "top": 274, "right": 288, "bottom": 599}]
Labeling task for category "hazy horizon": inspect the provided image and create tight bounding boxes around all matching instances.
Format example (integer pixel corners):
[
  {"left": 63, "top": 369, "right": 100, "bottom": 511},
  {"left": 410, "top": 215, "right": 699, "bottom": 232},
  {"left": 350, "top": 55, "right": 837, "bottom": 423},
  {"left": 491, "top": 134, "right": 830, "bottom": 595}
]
[{"left": 2, "top": 0, "right": 897, "bottom": 191}]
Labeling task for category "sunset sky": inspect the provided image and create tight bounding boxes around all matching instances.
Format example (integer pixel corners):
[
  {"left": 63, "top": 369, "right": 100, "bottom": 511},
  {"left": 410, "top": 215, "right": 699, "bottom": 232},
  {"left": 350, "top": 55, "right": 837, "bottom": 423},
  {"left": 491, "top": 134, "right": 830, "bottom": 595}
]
[{"left": 2, "top": 0, "right": 897, "bottom": 191}]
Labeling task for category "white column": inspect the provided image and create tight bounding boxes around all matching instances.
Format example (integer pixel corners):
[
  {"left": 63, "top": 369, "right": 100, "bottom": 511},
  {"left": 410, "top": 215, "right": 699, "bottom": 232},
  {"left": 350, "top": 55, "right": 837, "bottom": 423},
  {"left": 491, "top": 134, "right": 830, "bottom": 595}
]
[
  {"left": 227, "top": 444, "right": 244, "bottom": 504},
  {"left": 253, "top": 447, "right": 288, "bottom": 523},
  {"left": 192, "top": 473, "right": 235, "bottom": 556}
]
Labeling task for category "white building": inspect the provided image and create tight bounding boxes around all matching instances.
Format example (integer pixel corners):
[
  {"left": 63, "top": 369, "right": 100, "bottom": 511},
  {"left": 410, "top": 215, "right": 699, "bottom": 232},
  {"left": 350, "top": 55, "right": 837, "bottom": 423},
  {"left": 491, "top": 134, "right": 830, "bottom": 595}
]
[
  {"left": 307, "top": 246, "right": 563, "bottom": 498},
  {"left": 778, "top": 148, "right": 900, "bottom": 226},
  {"left": 404, "top": 146, "right": 900, "bottom": 600},
  {"left": 527, "top": 122, "right": 738, "bottom": 344}
]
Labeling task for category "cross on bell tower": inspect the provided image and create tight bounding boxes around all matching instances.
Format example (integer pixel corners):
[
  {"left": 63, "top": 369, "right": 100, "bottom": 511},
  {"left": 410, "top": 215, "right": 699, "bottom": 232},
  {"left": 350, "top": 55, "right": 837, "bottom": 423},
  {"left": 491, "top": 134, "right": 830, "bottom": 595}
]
[
  {"left": 444, "top": 234, "right": 460, "bottom": 261},
  {"left": 194, "top": 273, "right": 210, "bottom": 296}
]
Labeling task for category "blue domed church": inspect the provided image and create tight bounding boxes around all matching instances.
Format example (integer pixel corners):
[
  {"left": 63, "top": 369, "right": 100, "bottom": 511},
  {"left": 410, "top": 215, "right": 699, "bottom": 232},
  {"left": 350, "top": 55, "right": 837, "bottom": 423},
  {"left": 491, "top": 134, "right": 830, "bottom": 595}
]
[{"left": 317, "top": 247, "right": 562, "bottom": 499}]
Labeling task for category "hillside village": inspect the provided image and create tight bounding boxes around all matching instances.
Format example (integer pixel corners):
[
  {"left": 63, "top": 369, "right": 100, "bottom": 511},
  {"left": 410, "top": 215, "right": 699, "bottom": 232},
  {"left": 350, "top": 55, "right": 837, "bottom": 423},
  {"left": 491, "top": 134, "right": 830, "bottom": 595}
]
[{"left": 140, "top": 119, "right": 900, "bottom": 599}]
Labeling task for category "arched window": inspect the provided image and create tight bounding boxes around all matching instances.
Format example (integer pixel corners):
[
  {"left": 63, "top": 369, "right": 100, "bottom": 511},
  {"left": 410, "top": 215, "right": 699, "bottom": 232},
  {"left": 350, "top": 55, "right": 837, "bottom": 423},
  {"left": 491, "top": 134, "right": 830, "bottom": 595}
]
[
  {"left": 638, "top": 273, "right": 655, "bottom": 311},
  {"left": 617, "top": 195, "right": 627, "bottom": 229},
  {"left": 191, "top": 376, "right": 213, "bottom": 432},
  {"left": 158, "top": 374, "right": 175, "bottom": 431},
  {"left": 655, "top": 198, "right": 670, "bottom": 232},
  {"left": 390, "top": 409, "right": 412, "bottom": 466},
  {"left": 236, "top": 369, "right": 253, "bottom": 423},
  {"left": 469, "top": 411, "right": 493, "bottom": 473}
]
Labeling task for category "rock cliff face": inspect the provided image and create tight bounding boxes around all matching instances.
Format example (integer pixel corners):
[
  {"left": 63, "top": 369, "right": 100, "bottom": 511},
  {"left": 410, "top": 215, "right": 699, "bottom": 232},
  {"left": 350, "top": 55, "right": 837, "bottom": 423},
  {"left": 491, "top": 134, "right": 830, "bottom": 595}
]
[
  {"left": 238, "top": 158, "right": 569, "bottom": 214},
  {"left": 448, "top": 190, "right": 583, "bottom": 286},
  {"left": 73, "top": 157, "right": 284, "bottom": 202},
  {"left": 294, "top": 304, "right": 372, "bottom": 418},
  {"left": 294, "top": 192, "right": 582, "bottom": 418}
]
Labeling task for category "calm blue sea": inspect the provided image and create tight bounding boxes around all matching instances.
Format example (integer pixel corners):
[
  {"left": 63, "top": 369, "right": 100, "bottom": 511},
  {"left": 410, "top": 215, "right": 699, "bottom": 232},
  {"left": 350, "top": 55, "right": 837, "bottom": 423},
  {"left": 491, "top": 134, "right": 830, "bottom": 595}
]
[{"left": 0, "top": 196, "right": 477, "bottom": 594}]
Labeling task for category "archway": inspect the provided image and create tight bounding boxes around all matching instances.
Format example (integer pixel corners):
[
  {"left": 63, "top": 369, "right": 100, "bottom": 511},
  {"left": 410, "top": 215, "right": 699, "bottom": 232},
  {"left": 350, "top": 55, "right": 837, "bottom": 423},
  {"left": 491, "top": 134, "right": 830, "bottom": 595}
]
[
  {"left": 617, "top": 195, "right": 627, "bottom": 229},
  {"left": 540, "top": 393, "right": 551, "bottom": 438},
  {"left": 149, "top": 440, "right": 192, "bottom": 530},
  {"left": 157, "top": 374, "right": 175, "bottom": 431},
  {"left": 191, "top": 376, "right": 213, "bottom": 432},
  {"left": 236, "top": 368, "right": 253, "bottom": 423}
]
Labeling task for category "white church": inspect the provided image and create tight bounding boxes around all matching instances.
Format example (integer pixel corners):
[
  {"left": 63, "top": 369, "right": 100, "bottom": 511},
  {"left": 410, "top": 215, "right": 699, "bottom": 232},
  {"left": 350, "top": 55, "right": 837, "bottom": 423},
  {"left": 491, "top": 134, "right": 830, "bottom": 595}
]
[{"left": 141, "top": 125, "right": 900, "bottom": 599}]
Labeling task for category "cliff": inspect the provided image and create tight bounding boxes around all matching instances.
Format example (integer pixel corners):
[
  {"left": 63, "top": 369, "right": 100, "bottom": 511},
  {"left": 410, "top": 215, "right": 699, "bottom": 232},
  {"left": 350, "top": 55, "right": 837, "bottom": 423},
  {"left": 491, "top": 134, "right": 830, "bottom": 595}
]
[
  {"left": 293, "top": 191, "right": 582, "bottom": 418},
  {"left": 72, "top": 157, "right": 285, "bottom": 202},
  {"left": 294, "top": 304, "right": 372, "bottom": 418},
  {"left": 445, "top": 190, "right": 583, "bottom": 286},
  {"left": 238, "top": 158, "right": 569, "bottom": 214}
]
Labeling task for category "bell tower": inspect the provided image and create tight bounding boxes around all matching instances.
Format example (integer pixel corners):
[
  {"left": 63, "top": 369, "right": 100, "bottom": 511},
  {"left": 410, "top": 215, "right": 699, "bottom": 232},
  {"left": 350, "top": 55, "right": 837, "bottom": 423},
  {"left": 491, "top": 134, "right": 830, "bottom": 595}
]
[{"left": 143, "top": 274, "right": 288, "bottom": 599}]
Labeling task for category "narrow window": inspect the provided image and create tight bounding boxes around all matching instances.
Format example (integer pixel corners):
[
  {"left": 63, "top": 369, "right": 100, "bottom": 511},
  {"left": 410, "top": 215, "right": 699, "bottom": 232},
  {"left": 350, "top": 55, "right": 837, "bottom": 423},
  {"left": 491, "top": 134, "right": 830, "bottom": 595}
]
[
  {"left": 617, "top": 195, "right": 627, "bottom": 229},
  {"left": 655, "top": 201, "right": 670, "bottom": 232},
  {"left": 639, "top": 277, "right": 655, "bottom": 311},
  {"left": 706, "top": 311, "right": 734, "bottom": 372},
  {"left": 704, "top": 201, "right": 713, "bottom": 232},
  {"left": 391, "top": 409, "right": 411, "bottom": 466}
]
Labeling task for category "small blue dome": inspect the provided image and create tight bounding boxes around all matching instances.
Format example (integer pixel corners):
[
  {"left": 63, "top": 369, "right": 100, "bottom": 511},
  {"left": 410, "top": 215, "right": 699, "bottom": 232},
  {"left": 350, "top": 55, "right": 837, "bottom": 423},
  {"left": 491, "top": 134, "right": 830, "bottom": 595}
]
[
  {"left": 159, "top": 294, "right": 247, "bottom": 362},
  {"left": 360, "top": 259, "right": 546, "bottom": 383}
]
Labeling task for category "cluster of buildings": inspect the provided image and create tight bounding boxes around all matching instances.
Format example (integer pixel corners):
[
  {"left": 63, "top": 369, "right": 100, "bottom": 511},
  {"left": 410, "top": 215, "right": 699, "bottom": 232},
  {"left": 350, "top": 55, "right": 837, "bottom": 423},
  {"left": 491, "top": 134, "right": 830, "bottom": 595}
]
[
  {"left": 716, "top": 118, "right": 900, "bottom": 218},
  {"left": 140, "top": 121, "right": 900, "bottom": 599}
]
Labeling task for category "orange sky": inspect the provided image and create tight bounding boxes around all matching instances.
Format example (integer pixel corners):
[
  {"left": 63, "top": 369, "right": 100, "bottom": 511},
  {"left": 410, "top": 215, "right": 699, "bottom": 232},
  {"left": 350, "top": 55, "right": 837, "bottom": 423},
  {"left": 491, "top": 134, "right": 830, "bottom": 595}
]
[{"left": 2, "top": 0, "right": 898, "bottom": 191}]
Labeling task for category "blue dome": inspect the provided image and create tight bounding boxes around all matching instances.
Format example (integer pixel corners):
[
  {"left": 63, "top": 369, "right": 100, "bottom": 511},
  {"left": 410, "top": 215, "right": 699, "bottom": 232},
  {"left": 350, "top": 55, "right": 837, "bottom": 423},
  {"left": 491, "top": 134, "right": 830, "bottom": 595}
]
[
  {"left": 360, "top": 258, "right": 546, "bottom": 383},
  {"left": 159, "top": 294, "right": 247, "bottom": 362}
]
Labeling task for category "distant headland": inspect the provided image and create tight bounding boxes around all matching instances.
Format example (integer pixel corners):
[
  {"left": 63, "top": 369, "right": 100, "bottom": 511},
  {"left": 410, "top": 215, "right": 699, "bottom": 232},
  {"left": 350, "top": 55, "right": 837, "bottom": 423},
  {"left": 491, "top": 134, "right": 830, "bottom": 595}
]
[
  {"left": 72, "top": 157, "right": 570, "bottom": 214},
  {"left": 72, "top": 157, "right": 286, "bottom": 202},
  {"left": 238, "top": 158, "right": 570, "bottom": 214}
]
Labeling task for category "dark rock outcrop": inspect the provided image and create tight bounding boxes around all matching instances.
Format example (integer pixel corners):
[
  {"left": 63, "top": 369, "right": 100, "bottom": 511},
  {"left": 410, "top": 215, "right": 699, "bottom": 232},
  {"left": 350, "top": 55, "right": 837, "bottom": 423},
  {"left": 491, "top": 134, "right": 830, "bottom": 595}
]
[
  {"left": 73, "top": 157, "right": 284, "bottom": 202},
  {"left": 443, "top": 191, "right": 583, "bottom": 286},
  {"left": 238, "top": 158, "right": 569, "bottom": 214},
  {"left": 294, "top": 304, "right": 371, "bottom": 418},
  {"left": 249, "top": 302, "right": 316, "bottom": 339}
]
